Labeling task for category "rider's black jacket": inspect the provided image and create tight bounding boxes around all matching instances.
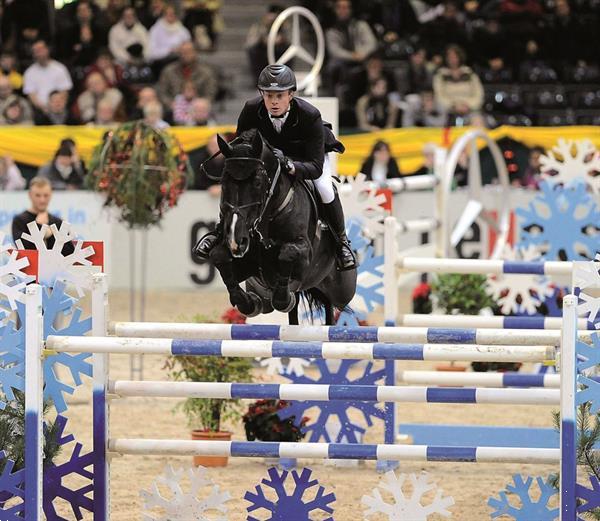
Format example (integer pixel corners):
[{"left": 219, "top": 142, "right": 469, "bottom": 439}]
[{"left": 236, "top": 96, "right": 331, "bottom": 180}]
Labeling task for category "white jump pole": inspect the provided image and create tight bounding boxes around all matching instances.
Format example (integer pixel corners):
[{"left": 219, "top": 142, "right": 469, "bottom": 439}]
[{"left": 397, "top": 257, "right": 573, "bottom": 276}]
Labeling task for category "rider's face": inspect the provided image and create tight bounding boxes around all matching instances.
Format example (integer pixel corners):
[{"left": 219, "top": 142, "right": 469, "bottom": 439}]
[{"left": 261, "top": 90, "right": 293, "bottom": 117}]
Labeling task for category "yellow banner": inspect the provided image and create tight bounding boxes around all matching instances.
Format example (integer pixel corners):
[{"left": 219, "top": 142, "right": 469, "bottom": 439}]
[{"left": 1, "top": 125, "right": 599, "bottom": 176}]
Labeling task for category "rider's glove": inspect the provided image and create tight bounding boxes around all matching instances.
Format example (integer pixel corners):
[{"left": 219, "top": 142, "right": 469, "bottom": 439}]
[{"left": 273, "top": 148, "right": 294, "bottom": 174}]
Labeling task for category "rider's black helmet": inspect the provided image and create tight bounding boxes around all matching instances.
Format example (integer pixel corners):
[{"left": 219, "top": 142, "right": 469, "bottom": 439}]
[{"left": 257, "top": 64, "right": 297, "bottom": 92}]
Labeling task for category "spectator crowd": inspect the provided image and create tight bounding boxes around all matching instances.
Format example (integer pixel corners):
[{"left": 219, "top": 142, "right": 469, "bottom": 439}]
[{"left": 0, "top": 0, "right": 598, "bottom": 193}]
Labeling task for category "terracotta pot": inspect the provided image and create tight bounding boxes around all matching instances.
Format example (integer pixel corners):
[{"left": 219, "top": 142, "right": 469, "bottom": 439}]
[
  {"left": 191, "top": 430, "right": 232, "bottom": 467},
  {"left": 434, "top": 364, "right": 467, "bottom": 372}
]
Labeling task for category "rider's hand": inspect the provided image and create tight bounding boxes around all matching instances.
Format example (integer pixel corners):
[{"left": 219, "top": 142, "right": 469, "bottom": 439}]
[{"left": 273, "top": 148, "right": 294, "bottom": 174}]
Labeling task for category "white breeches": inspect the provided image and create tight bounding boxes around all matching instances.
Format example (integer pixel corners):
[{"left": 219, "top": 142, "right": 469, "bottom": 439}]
[{"left": 313, "top": 154, "right": 335, "bottom": 204}]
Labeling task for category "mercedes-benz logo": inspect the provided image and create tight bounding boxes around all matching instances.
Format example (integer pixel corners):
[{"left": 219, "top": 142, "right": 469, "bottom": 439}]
[{"left": 267, "top": 6, "right": 325, "bottom": 95}]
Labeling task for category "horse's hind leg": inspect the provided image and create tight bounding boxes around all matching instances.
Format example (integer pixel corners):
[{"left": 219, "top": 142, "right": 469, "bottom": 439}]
[{"left": 272, "top": 240, "right": 306, "bottom": 312}]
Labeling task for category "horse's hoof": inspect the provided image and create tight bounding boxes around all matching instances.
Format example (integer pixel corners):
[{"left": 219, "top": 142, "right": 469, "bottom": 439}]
[
  {"left": 243, "top": 292, "right": 263, "bottom": 318},
  {"left": 231, "top": 290, "right": 262, "bottom": 317},
  {"left": 272, "top": 289, "right": 296, "bottom": 313}
]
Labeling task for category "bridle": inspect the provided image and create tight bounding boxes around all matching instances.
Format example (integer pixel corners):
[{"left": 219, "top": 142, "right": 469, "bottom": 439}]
[{"left": 221, "top": 156, "right": 289, "bottom": 248}]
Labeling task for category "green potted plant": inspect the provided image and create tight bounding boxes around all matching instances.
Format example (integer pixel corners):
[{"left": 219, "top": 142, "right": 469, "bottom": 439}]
[
  {"left": 165, "top": 314, "right": 253, "bottom": 467},
  {"left": 243, "top": 399, "right": 309, "bottom": 469},
  {"left": 430, "top": 273, "right": 512, "bottom": 372}
]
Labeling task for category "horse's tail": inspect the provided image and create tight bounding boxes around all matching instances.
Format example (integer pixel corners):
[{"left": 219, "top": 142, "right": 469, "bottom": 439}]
[{"left": 298, "top": 288, "right": 352, "bottom": 325}]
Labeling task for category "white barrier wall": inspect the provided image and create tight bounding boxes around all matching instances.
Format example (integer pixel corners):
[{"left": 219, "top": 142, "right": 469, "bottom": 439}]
[{"left": 1, "top": 187, "right": 537, "bottom": 290}]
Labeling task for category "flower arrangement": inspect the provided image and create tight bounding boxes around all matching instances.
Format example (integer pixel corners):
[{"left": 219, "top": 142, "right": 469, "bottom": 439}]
[
  {"left": 243, "top": 399, "right": 309, "bottom": 443},
  {"left": 87, "top": 121, "right": 192, "bottom": 228}
]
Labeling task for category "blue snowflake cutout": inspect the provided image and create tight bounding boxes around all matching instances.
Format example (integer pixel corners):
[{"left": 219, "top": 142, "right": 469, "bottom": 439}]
[
  {"left": 577, "top": 475, "right": 600, "bottom": 515},
  {"left": 0, "top": 318, "right": 25, "bottom": 410},
  {"left": 575, "top": 333, "right": 600, "bottom": 373},
  {"left": 0, "top": 417, "right": 94, "bottom": 521},
  {"left": 43, "top": 415, "right": 94, "bottom": 521},
  {"left": 488, "top": 475, "right": 558, "bottom": 520},
  {"left": 516, "top": 180, "right": 600, "bottom": 261},
  {"left": 245, "top": 467, "right": 335, "bottom": 521},
  {"left": 0, "top": 451, "right": 25, "bottom": 521},
  {"left": 576, "top": 375, "right": 600, "bottom": 413},
  {"left": 7, "top": 281, "right": 92, "bottom": 413},
  {"left": 279, "top": 358, "right": 386, "bottom": 443}
]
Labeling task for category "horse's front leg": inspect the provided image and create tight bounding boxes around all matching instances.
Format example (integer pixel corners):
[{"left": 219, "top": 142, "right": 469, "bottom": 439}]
[
  {"left": 210, "top": 244, "right": 261, "bottom": 316},
  {"left": 272, "top": 238, "right": 308, "bottom": 312}
]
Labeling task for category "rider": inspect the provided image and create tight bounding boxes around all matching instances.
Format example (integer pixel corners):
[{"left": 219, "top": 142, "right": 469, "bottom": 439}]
[{"left": 193, "top": 63, "right": 357, "bottom": 270}]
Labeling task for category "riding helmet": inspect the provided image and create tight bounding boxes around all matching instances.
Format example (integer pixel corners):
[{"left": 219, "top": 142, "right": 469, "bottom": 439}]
[{"left": 257, "top": 64, "right": 297, "bottom": 92}]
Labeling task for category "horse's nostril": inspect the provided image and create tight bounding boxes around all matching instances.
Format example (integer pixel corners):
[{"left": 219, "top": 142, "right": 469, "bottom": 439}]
[{"left": 239, "top": 237, "right": 248, "bottom": 249}]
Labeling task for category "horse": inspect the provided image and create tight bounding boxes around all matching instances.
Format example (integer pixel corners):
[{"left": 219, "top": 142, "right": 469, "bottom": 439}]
[{"left": 208, "top": 129, "right": 357, "bottom": 325}]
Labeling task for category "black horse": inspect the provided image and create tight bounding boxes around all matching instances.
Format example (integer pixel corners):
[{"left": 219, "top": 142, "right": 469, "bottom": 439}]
[{"left": 208, "top": 129, "right": 357, "bottom": 325}]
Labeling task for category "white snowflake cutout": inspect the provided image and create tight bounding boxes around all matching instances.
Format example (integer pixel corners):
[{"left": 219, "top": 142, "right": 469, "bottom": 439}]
[
  {"left": 0, "top": 231, "right": 34, "bottom": 309},
  {"left": 339, "top": 173, "right": 388, "bottom": 236},
  {"left": 257, "top": 356, "right": 312, "bottom": 376},
  {"left": 362, "top": 471, "right": 454, "bottom": 520},
  {"left": 575, "top": 256, "right": 600, "bottom": 325},
  {"left": 16, "top": 221, "right": 95, "bottom": 297},
  {"left": 540, "top": 138, "right": 600, "bottom": 194},
  {"left": 141, "top": 465, "right": 232, "bottom": 521},
  {"left": 487, "top": 245, "right": 554, "bottom": 315}
]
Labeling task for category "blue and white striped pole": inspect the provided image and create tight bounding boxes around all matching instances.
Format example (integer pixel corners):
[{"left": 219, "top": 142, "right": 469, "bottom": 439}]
[
  {"left": 560, "top": 295, "right": 578, "bottom": 520},
  {"left": 92, "top": 274, "right": 109, "bottom": 521},
  {"left": 108, "top": 380, "right": 560, "bottom": 405},
  {"left": 396, "top": 257, "right": 573, "bottom": 276},
  {"left": 398, "top": 314, "right": 596, "bottom": 331},
  {"left": 399, "top": 370, "right": 565, "bottom": 388},
  {"left": 46, "top": 337, "right": 555, "bottom": 363},
  {"left": 108, "top": 438, "right": 559, "bottom": 464},
  {"left": 24, "top": 284, "right": 43, "bottom": 521},
  {"left": 110, "top": 322, "right": 591, "bottom": 345}
]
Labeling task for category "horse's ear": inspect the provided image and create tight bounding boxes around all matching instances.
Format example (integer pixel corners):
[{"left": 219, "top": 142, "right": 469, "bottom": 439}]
[
  {"left": 217, "top": 134, "right": 233, "bottom": 157},
  {"left": 251, "top": 130, "right": 263, "bottom": 157}
]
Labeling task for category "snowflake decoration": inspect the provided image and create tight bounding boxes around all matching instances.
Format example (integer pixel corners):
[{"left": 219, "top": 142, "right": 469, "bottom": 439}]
[
  {"left": 577, "top": 475, "right": 600, "bottom": 514},
  {"left": 576, "top": 335, "right": 600, "bottom": 372},
  {"left": 245, "top": 467, "right": 335, "bottom": 521},
  {"left": 141, "top": 464, "right": 232, "bottom": 521},
  {"left": 540, "top": 138, "right": 600, "bottom": 194},
  {"left": 0, "top": 318, "right": 25, "bottom": 410},
  {"left": 5, "top": 281, "right": 92, "bottom": 414},
  {"left": 487, "top": 245, "right": 554, "bottom": 315},
  {"left": 339, "top": 173, "right": 388, "bottom": 236},
  {"left": 346, "top": 220, "right": 384, "bottom": 319},
  {"left": 516, "top": 181, "right": 599, "bottom": 261},
  {"left": 0, "top": 417, "right": 94, "bottom": 521},
  {"left": 0, "top": 231, "right": 34, "bottom": 310},
  {"left": 16, "top": 221, "right": 95, "bottom": 297},
  {"left": 576, "top": 375, "right": 600, "bottom": 413},
  {"left": 579, "top": 291, "right": 600, "bottom": 325},
  {"left": 576, "top": 256, "right": 600, "bottom": 326},
  {"left": 43, "top": 415, "right": 94, "bottom": 521},
  {"left": 362, "top": 471, "right": 454, "bottom": 520},
  {"left": 0, "top": 451, "right": 25, "bottom": 520},
  {"left": 488, "top": 475, "right": 558, "bottom": 520},
  {"left": 257, "top": 356, "right": 313, "bottom": 377},
  {"left": 574, "top": 254, "right": 600, "bottom": 291},
  {"left": 279, "top": 358, "right": 386, "bottom": 443}
]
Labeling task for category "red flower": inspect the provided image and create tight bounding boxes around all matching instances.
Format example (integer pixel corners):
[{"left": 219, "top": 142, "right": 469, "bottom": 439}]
[{"left": 412, "top": 282, "right": 431, "bottom": 300}]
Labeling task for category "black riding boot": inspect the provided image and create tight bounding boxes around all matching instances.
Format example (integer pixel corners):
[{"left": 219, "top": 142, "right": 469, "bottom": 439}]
[
  {"left": 192, "top": 221, "right": 222, "bottom": 260},
  {"left": 323, "top": 194, "right": 357, "bottom": 271}
]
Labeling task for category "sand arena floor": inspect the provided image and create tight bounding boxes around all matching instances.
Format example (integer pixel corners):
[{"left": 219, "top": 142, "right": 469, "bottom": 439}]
[{"left": 53, "top": 289, "right": 558, "bottom": 520}]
